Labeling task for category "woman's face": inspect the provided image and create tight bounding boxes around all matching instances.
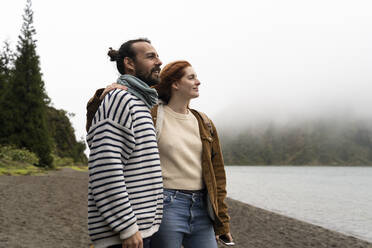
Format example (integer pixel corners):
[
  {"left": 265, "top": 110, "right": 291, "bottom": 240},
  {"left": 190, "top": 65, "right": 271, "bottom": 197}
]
[{"left": 173, "top": 66, "right": 201, "bottom": 100}]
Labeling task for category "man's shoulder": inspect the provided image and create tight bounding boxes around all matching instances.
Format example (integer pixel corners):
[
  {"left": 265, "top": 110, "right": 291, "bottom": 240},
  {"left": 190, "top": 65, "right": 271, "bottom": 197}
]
[
  {"left": 103, "top": 89, "right": 139, "bottom": 108},
  {"left": 105, "top": 89, "right": 131, "bottom": 102}
]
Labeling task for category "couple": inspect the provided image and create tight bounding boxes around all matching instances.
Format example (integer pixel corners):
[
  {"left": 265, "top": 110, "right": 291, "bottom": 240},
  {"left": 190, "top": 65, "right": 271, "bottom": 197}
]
[{"left": 86, "top": 38, "right": 233, "bottom": 248}]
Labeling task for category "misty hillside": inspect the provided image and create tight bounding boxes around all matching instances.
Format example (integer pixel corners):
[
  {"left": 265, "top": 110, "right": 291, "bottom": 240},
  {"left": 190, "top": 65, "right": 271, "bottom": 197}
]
[{"left": 219, "top": 118, "right": 372, "bottom": 165}]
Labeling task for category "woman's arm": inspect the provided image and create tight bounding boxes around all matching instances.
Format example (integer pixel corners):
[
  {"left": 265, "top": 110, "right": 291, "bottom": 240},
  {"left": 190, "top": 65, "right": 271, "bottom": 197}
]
[
  {"left": 86, "top": 84, "right": 128, "bottom": 132},
  {"left": 210, "top": 120, "right": 231, "bottom": 235},
  {"left": 86, "top": 88, "right": 104, "bottom": 132}
]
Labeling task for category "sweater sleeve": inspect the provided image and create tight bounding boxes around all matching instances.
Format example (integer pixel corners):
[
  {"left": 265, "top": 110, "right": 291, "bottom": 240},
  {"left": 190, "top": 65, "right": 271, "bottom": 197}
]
[{"left": 87, "top": 89, "right": 139, "bottom": 240}]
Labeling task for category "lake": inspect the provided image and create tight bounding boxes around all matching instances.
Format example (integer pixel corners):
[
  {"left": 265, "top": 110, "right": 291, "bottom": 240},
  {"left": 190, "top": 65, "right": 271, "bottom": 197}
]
[{"left": 225, "top": 166, "right": 372, "bottom": 242}]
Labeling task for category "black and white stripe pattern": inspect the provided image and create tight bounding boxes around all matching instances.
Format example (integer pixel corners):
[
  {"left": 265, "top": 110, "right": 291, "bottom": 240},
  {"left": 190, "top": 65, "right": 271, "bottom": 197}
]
[{"left": 87, "top": 89, "right": 163, "bottom": 248}]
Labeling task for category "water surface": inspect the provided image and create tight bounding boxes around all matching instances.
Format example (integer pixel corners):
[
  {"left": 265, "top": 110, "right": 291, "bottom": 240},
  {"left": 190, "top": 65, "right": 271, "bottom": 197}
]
[{"left": 225, "top": 166, "right": 372, "bottom": 242}]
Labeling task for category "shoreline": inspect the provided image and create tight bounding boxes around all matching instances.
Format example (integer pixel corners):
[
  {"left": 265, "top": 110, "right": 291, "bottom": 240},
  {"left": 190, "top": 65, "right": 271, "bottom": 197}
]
[
  {"left": 225, "top": 197, "right": 372, "bottom": 248},
  {"left": 0, "top": 169, "right": 371, "bottom": 248},
  {"left": 228, "top": 198, "right": 372, "bottom": 243}
]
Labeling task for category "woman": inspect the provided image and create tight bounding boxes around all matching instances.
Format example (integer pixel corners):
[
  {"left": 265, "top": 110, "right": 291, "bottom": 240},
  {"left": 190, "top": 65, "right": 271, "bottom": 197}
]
[
  {"left": 150, "top": 61, "right": 232, "bottom": 248},
  {"left": 86, "top": 60, "right": 233, "bottom": 248}
]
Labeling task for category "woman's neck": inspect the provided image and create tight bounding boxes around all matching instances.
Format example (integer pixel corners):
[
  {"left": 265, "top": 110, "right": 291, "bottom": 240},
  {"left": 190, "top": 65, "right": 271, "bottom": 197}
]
[{"left": 167, "top": 96, "right": 190, "bottom": 114}]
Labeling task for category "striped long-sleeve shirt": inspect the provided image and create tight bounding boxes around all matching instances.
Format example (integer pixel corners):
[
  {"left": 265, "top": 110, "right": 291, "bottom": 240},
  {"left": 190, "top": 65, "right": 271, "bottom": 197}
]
[{"left": 87, "top": 89, "right": 163, "bottom": 248}]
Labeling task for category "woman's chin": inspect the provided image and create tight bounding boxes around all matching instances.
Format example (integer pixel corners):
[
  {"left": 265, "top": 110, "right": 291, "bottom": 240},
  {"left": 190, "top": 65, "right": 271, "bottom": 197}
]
[{"left": 186, "top": 93, "right": 199, "bottom": 101}]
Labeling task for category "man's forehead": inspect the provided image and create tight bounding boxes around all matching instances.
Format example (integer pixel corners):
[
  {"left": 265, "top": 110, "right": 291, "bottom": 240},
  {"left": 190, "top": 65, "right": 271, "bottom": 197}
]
[{"left": 132, "top": 42, "right": 157, "bottom": 55}]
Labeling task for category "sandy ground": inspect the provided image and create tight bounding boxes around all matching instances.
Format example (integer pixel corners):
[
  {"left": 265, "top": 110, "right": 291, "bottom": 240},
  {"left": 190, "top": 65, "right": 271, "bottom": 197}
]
[{"left": 0, "top": 168, "right": 371, "bottom": 248}]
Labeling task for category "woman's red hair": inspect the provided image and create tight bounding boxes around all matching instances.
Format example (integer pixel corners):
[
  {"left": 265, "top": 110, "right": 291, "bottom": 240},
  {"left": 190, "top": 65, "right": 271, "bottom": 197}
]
[{"left": 155, "top": 60, "right": 191, "bottom": 104}]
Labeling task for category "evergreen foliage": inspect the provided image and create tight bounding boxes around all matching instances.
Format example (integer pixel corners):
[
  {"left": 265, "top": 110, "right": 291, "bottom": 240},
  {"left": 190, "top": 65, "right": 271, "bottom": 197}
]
[
  {"left": 0, "top": 0, "right": 87, "bottom": 167},
  {"left": 0, "top": 0, "right": 53, "bottom": 167},
  {"left": 0, "top": 1, "right": 87, "bottom": 167},
  {"left": 0, "top": 41, "right": 14, "bottom": 96}
]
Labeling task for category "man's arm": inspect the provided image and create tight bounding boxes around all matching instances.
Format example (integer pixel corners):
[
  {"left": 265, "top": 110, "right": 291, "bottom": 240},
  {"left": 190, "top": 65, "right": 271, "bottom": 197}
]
[{"left": 87, "top": 90, "right": 139, "bottom": 240}]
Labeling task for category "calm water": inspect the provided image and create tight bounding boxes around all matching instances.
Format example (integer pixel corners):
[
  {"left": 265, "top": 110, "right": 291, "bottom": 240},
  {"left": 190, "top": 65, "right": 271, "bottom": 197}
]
[{"left": 225, "top": 166, "right": 372, "bottom": 242}]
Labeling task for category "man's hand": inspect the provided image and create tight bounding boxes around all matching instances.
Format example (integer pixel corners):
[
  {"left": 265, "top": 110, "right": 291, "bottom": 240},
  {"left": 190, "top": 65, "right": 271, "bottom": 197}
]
[
  {"left": 122, "top": 231, "right": 143, "bottom": 248},
  {"left": 100, "top": 83, "right": 128, "bottom": 100}
]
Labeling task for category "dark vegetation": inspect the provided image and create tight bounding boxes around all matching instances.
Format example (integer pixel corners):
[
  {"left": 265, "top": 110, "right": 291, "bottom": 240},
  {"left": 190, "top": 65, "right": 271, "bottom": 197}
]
[
  {"left": 0, "top": 0, "right": 87, "bottom": 168},
  {"left": 221, "top": 117, "right": 372, "bottom": 165}
]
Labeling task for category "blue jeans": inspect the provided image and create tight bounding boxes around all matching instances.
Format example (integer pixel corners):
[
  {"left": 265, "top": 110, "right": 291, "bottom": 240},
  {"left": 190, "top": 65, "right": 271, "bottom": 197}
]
[{"left": 151, "top": 189, "right": 218, "bottom": 248}]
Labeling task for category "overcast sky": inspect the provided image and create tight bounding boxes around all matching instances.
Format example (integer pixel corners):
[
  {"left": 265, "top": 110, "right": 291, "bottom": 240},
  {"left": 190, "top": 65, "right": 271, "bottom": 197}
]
[{"left": 1, "top": 0, "right": 372, "bottom": 142}]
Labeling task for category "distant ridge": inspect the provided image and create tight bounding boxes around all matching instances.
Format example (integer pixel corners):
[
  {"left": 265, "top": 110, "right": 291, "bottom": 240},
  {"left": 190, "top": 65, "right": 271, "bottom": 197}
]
[{"left": 220, "top": 118, "right": 372, "bottom": 165}]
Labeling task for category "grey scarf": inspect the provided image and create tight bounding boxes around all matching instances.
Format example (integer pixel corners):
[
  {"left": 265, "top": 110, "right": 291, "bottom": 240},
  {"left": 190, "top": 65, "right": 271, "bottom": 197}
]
[{"left": 117, "top": 74, "right": 158, "bottom": 109}]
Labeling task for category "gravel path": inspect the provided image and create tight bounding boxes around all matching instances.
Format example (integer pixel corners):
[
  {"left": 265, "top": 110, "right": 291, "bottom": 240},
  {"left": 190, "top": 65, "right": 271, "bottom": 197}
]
[
  {"left": 1, "top": 168, "right": 371, "bottom": 248},
  {"left": 0, "top": 169, "right": 90, "bottom": 248}
]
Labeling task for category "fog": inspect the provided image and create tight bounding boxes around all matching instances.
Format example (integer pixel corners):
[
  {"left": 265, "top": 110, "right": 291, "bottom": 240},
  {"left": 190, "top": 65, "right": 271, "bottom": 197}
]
[
  {"left": 214, "top": 96, "right": 372, "bottom": 131},
  {"left": 1, "top": 0, "right": 371, "bottom": 141}
]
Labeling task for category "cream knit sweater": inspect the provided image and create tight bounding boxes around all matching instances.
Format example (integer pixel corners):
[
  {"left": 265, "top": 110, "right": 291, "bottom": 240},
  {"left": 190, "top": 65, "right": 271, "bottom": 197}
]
[{"left": 157, "top": 105, "right": 204, "bottom": 190}]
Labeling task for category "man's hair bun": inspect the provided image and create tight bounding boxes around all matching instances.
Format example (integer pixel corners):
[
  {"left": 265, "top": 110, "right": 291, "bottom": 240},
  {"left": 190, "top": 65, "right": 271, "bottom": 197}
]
[{"left": 108, "top": 47, "right": 119, "bottom": 61}]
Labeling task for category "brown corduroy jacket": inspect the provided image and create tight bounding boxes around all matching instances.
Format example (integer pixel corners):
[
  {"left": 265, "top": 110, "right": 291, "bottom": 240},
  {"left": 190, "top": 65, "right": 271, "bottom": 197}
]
[{"left": 86, "top": 89, "right": 230, "bottom": 235}]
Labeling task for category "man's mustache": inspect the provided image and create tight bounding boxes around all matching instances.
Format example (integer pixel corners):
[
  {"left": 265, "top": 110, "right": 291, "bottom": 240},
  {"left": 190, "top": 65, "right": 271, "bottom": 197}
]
[{"left": 151, "top": 66, "right": 161, "bottom": 73}]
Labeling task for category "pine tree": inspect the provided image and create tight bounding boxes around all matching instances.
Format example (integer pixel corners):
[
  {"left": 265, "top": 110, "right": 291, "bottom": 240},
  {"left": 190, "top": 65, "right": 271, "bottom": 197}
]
[
  {"left": 0, "top": 43, "right": 15, "bottom": 144},
  {"left": 1, "top": 0, "right": 53, "bottom": 167},
  {"left": 0, "top": 41, "right": 14, "bottom": 97}
]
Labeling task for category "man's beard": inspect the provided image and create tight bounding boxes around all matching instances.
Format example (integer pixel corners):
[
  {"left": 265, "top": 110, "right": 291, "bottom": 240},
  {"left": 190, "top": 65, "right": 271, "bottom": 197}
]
[{"left": 136, "top": 67, "right": 160, "bottom": 87}]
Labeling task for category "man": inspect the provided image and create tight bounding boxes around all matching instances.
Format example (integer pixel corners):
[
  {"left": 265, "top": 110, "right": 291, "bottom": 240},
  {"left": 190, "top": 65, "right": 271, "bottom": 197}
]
[{"left": 87, "top": 38, "right": 163, "bottom": 248}]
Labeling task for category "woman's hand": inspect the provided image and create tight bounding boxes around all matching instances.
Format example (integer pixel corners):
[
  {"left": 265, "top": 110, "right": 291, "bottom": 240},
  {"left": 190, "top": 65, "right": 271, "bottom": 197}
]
[
  {"left": 216, "top": 232, "right": 234, "bottom": 246},
  {"left": 100, "top": 83, "right": 128, "bottom": 100}
]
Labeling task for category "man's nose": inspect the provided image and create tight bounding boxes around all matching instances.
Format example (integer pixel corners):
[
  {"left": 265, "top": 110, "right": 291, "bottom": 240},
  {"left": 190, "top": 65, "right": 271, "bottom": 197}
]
[
  {"left": 155, "top": 57, "right": 162, "bottom": 66},
  {"left": 196, "top": 79, "right": 201, "bottom": 85}
]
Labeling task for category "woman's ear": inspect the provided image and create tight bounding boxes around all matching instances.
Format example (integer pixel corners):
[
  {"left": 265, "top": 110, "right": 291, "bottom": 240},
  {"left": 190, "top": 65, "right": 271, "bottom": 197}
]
[
  {"left": 123, "top": 57, "right": 135, "bottom": 73},
  {"left": 171, "top": 81, "right": 179, "bottom": 91}
]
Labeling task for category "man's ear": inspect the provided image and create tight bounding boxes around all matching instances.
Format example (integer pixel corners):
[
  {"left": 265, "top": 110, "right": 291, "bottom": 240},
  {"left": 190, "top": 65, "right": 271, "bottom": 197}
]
[{"left": 123, "top": 57, "right": 135, "bottom": 73}]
